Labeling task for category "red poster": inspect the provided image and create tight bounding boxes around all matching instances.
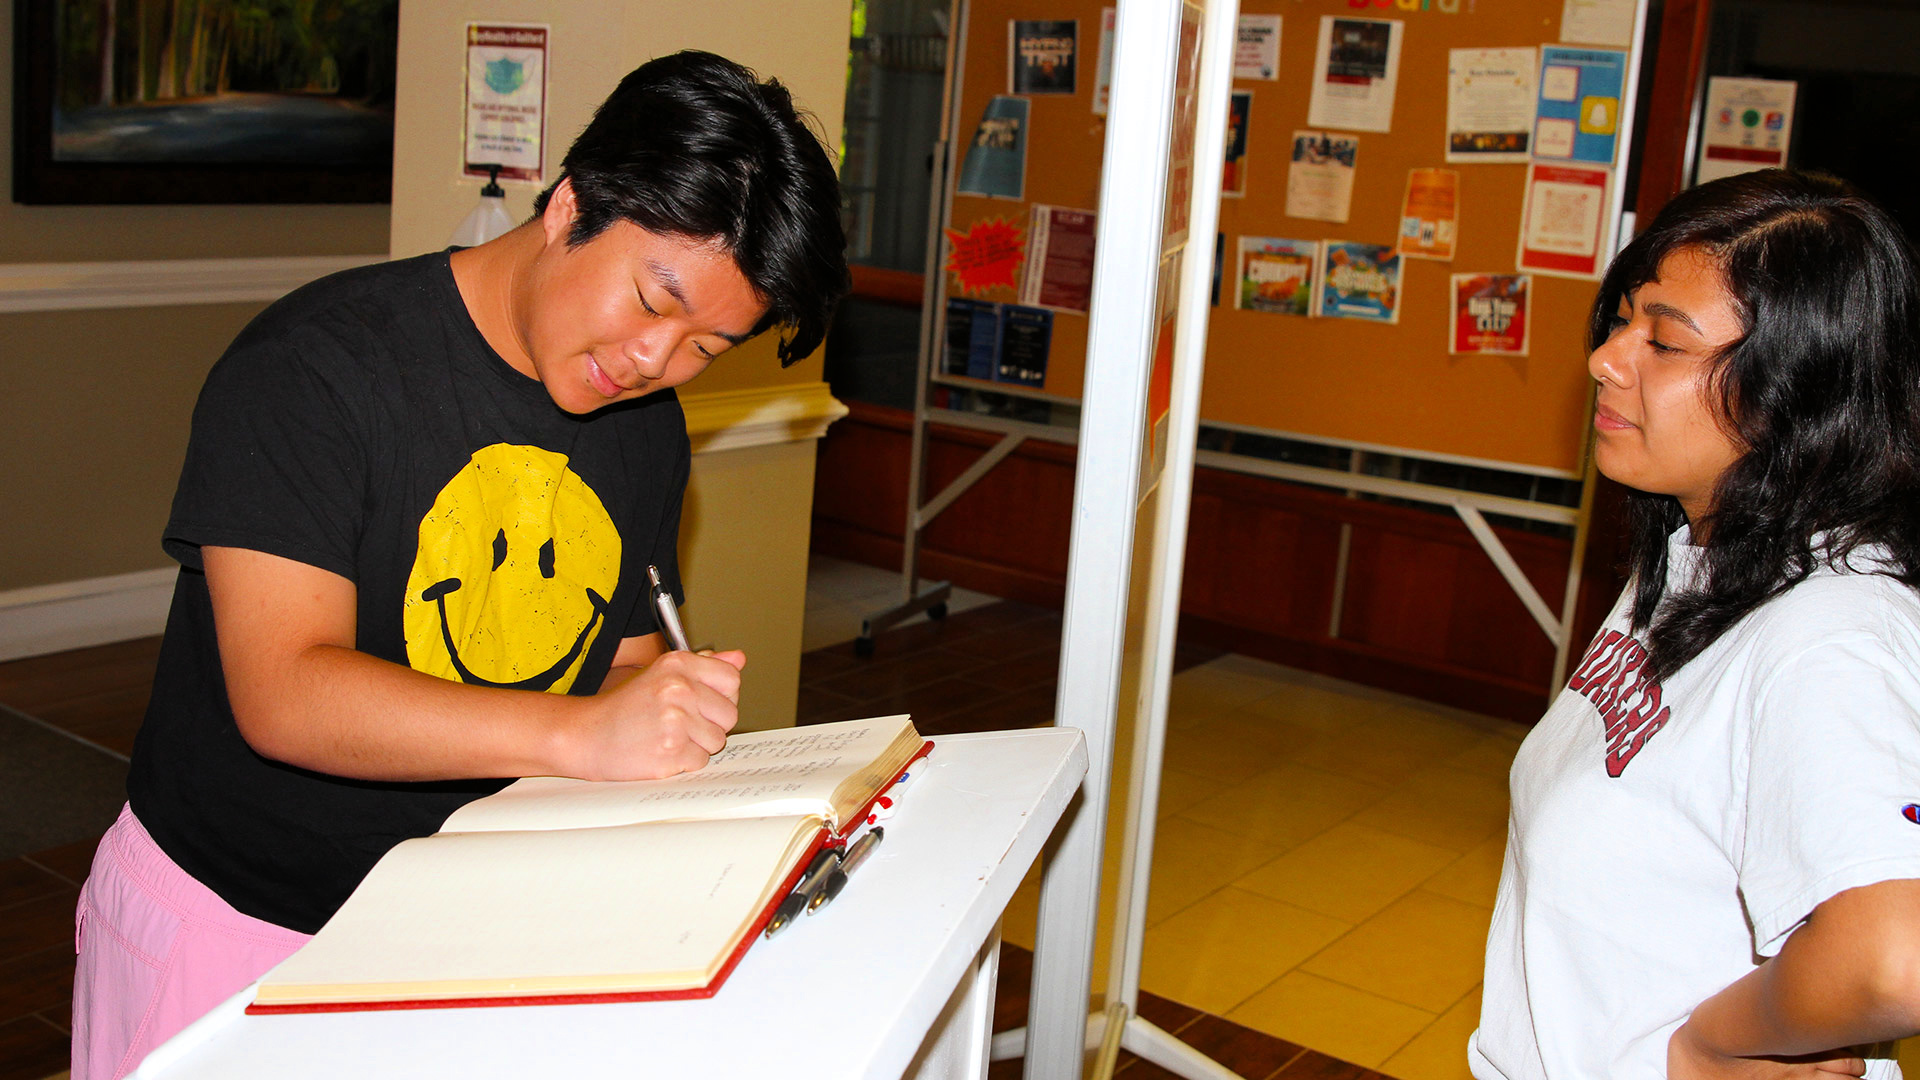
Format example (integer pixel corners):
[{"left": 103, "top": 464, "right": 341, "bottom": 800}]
[{"left": 1450, "top": 273, "right": 1531, "bottom": 356}]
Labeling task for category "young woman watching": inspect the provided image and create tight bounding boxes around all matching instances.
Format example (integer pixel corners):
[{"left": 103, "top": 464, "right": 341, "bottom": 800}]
[{"left": 1471, "top": 170, "right": 1920, "bottom": 1080}]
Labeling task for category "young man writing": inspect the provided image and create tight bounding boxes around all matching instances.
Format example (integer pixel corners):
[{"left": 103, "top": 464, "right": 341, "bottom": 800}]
[{"left": 72, "top": 51, "right": 848, "bottom": 1079}]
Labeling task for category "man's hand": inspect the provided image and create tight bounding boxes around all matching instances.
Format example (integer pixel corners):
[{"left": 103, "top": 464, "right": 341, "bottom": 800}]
[
  {"left": 1669, "top": 1023, "right": 1867, "bottom": 1080},
  {"left": 565, "top": 650, "right": 746, "bottom": 780}
]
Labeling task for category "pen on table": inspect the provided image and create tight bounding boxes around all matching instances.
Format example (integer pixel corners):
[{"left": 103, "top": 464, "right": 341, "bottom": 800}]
[
  {"left": 765, "top": 844, "right": 843, "bottom": 938},
  {"left": 646, "top": 564, "right": 693, "bottom": 653},
  {"left": 809, "top": 826, "right": 884, "bottom": 914}
]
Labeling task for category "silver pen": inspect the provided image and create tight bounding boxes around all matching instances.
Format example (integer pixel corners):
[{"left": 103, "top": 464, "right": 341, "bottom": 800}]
[{"left": 646, "top": 564, "right": 692, "bottom": 652}]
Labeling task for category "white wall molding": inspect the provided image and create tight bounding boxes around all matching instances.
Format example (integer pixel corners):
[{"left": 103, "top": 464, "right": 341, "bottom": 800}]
[
  {"left": 680, "top": 382, "right": 849, "bottom": 456},
  {"left": 0, "top": 567, "right": 176, "bottom": 663},
  {"left": 0, "top": 254, "right": 386, "bottom": 314}
]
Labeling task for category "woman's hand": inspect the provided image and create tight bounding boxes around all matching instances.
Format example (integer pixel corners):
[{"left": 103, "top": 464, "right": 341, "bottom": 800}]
[{"left": 1669, "top": 1022, "right": 1867, "bottom": 1080}]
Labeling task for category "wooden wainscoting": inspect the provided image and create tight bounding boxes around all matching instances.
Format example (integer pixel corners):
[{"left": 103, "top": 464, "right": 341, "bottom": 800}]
[{"left": 812, "top": 402, "right": 1567, "bottom": 722}]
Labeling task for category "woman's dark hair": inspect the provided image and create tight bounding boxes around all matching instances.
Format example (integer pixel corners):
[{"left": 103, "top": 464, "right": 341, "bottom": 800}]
[
  {"left": 532, "top": 51, "right": 850, "bottom": 365},
  {"left": 1592, "top": 169, "right": 1920, "bottom": 681}
]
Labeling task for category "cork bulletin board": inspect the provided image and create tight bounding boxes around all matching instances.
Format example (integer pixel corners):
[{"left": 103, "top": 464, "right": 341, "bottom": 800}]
[{"left": 936, "top": 0, "right": 1637, "bottom": 475}]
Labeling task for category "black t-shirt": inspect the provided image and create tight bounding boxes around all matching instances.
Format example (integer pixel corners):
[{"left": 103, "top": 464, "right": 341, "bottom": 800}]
[{"left": 127, "top": 251, "right": 689, "bottom": 933}]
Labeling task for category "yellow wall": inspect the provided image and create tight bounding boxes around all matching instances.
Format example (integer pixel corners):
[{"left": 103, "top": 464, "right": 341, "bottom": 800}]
[
  {"left": 388, "top": 0, "right": 853, "bottom": 727},
  {"left": 0, "top": 4, "right": 389, "bottom": 593}
]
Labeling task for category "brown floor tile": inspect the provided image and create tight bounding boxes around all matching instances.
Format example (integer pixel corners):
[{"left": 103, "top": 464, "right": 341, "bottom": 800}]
[
  {"left": 0, "top": 891, "right": 79, "bottom": 962},
  {"left": 993, "top": 943, "right": 1033, "bottom": 1033},
  {"left": 806, "top": 647, "right": 992, "bottom": 703},
  {"left": 852, "top": 675, "right": 1013, "bottom": 729},
  {"left": 795, "top": 685, "right": 866, "bottom": 726},
  {"left": 798, "top": 646, "right": 869, "bottom": 684},
  {"left": 1275, "top": 1049, "right": 1387, "bottom": 1080},
  {"left": 923, "top": 682, "right": 1057, "bottom": 735},
  {"left": 0, "top": 861, "right": 70, "bottom": 912},
  {"left": 0, "top": 946, "right": 75, "bottom": 1024},
  {"left": 1116, "top": 1012, "right": 1308, "bottom": 1080},
  {"left": 993, "top": 648, "right": 1063, "bottom": 692},
  {"left": 0, "top": 637, "right": 161, "bottom": 715},
  {"left": 24, "top": 841, "right": 101, "bottom": 889},
  {"left": 941, "top": 616, "right": 1063, "bottom": 661},
  {"left": 28, "top": 688, "right": 150, "bottom": 745},
  {"left": 1135, "top": 990, "right": 1204, "bottom": 1034},
  {"left": 0, "top": 1014, "right": 68, "bottom": 1080}
]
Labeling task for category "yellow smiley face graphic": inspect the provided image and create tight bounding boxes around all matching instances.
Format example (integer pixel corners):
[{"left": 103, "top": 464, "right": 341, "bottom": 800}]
[{"left": 403, "top": 444, "right": 621, "bottom": 693}]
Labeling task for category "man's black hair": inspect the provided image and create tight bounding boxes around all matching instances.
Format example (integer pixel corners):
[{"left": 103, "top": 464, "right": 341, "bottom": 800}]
[{"left": 533, "top": 51, "right": 850, "bottom": 366}]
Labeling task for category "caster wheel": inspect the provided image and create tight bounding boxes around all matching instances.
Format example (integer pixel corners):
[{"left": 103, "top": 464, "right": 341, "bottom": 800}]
[
  {"left": 854, "top": 635, "right": 876, "bottom": 658},
  {"left": 927, "top": 602, "right": 949, "bottom": 621}
]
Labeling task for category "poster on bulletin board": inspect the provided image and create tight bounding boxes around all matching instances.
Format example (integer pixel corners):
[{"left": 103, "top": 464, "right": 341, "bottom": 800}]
[{"left": 934, "top": 0, "right": 1644, "bottom": 474}]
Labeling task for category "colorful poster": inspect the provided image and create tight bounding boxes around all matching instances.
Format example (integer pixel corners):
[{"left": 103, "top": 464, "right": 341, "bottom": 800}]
[
  {"left": 1398, "top": 168, "right": 1459, "bottom": 261},
  {"left": 956, "top": 96, "right": 1029, "bottom": 200},
  {"left": 1159, "top": 1, "right": 1204, "bottom": 250},
  {"left": 1447, "top": 47, "right": 1537, "bottom": 163},
  {"left": 1307, "top": 16, "right": 1403, "bottom": 134},
  {"left": 1222, "top": 92, "right": 1252, "bottom": 197},
  {"left": 1021, "top": 205, "right": 1097, "bottom": 313},
  {"left": 464, "top": 24, "right": 549, "bottom": 182},
  {"left": 1236, "top": 237, "right": 1318, "bottom": 316},
  {"left": 944, "top": 217, "right": 1026, "bottom": 295},
  {"left": 1316, "top": 242, "right": 1401, "bottom": 324},
  {"left": 1235, "top": 15, "right": 1281, "bottom": 80},
  {"left": 1451, "top": 274, "right": 1532, "bottom": 355},
  {"left": 997, "top": 305, "right": 1053, "bottom": 386},
  {"left": 1285, "top": 130, "right": 1358, "bottom": 224},
  {"left": 1093, "top": 8, "right": 1116, "bottom": 115},
  {"left": 1534, "top": 47, "right": 1626, "bottom": 165},
  {"left": 1559, "top": 0, "right": 1637, "bottom": 47},
  {"left": 1010, "top": 20, "right": 1078, "bottom": 96},
  {"left": 943, "top": 298, "right": 1002, "bottom": 380},
  {"left": 1518, "top": 161, "right": 1611, "bottom": 279},
  {"left": 1696, "top": 77, "right": 1797, "bottom": 184}
]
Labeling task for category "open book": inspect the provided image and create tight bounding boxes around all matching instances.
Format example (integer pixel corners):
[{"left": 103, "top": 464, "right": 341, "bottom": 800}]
[{"left": 248, "top": 714, "right": 928, "bottom": 1013}]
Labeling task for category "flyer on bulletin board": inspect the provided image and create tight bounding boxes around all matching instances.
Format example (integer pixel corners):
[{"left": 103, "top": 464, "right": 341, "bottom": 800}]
[
  {"left": 1559, "top": 0, "right": 1637, "bottom": 47},
  {"left": 997, "top": 305, "right": 1053, "bottom": 386},
  {"left": 1021, "top": 205, "right": 1097, "bottom": 313},
  {"left": 1450, "top": 274, "right": 1531, "bottom": 355},
  {"left": 1286, "top": 130, "right": 1358, "bottom": 224},
  {"left": 1316, "top": 241, "right": 1402, "bottom": 324},
  {"left": 1235, "top": 15, "right": 1281, "bottom": 80},
  {"left": 1533, "top": 47, "right": 1626, "bottom": 165},
  {"left": 1518, "top": 161, "right": 1611, "bottom": 279},
  {"left": 1307, "top": 16, "right": 1403, "bottom": 134},
  {"left": 1222, "top": 92, "right": 1252, "bottom": 197},
  {"left": 1446, "top": 47, "right": 1536, "bottom": 163},
  {"left": 943, "top": 298, "right": 1001, "bottom": 380},
  {"left": 464, "top": 23, "right": 549, "bottom": 182},
  {"left": 956, "top": 96, "right": 1029, "bottom": 200},
  {"left": 1398, "top": 168, "right": 1459, "bottom": 261},
  {"left": 1092, "top": 8, "right": 1116, "bottom": 115},
  {"left": 1009, "top": 20, "right": 1077, "bottom": 95},
  {"left": 1236, "top": 237, "right": 1318, "bottom": 316},
  {"left": 1696, "top": 77, "right": 1797, "bottom": 184}
]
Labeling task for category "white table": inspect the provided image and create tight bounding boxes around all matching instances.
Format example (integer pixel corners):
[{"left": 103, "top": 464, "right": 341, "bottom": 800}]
[{"left": 133, "top": 728, "right": 1088, "bottom": 1080}]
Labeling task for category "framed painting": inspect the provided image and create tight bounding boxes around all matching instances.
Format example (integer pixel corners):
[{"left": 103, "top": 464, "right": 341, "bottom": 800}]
[{"left": 12, "top": 0, "right": 398, "bottom": 204}]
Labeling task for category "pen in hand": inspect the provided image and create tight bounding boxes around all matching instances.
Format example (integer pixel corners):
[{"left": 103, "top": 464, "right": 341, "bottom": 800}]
[{"left": 646, "top": 564, "right": 693, "bottom": 652}]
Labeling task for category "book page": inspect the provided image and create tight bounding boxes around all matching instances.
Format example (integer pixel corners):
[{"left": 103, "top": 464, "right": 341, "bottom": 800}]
[
  {"left": 441, "top": 714, "right": 915, "bottom": 834},
  {"left": 255, "top": 815, "right": 819, "bottom": 1005}
]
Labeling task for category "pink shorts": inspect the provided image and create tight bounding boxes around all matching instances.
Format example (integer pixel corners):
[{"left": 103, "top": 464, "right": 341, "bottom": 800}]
[{"left": 73, "top": 805, "right": 310, "bottom": 1080}]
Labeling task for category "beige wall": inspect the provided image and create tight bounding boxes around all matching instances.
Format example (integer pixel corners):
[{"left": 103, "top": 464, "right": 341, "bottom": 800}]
[
  {"left": 0, "top": 4, "right": 390, "bottom": 594},
  {"left": 389, "top": 0, "right": 853, "bottom": 727}
]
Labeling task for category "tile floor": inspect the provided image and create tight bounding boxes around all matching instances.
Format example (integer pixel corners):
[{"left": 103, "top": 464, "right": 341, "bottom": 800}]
[{"left": 803, "top": 555, "right": 1521, "bottom": 1079}]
